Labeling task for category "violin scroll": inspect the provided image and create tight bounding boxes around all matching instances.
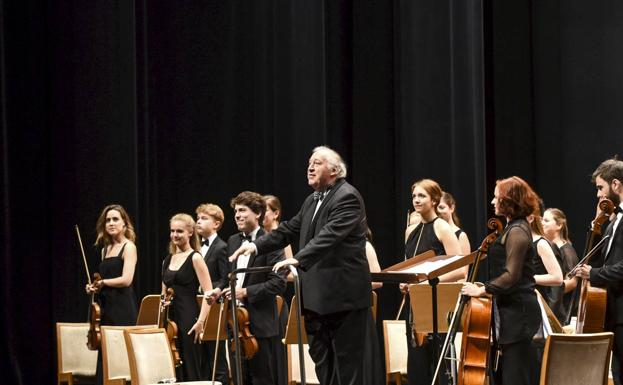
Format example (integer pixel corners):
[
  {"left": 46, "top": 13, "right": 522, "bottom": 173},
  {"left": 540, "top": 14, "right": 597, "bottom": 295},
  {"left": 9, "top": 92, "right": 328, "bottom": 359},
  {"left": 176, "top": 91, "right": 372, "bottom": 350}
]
[
  {"left": 478, "top": 218, "right": 504, "bottom": 253},
  {"left": 593, "top": 199, "right": 615, "bottom": 236}
]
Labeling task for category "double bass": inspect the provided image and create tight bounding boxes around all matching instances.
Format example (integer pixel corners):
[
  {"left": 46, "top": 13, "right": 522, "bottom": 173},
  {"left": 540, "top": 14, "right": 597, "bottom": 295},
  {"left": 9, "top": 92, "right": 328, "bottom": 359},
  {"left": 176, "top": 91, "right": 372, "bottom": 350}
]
[
  {"left": 433, "top": 218, "right": 503, "bottom": 385},
  {"left": 573, "top": 198, "right": 614, "bottom": 333},
  {"left": 159, "top": 288, "right": 182, "bottom": 367}
]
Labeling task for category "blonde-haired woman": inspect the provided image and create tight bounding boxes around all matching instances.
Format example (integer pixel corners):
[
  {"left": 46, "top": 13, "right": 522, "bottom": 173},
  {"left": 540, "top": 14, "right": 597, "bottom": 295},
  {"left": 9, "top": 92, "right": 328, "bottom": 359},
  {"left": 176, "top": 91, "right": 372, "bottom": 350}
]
[
  {"left": 436, "top": 191, "right": 471, "bottom": 256},
  {"left": 542, "top": 208, "right": 578, "bottom": 322},
  {"left": 162, "top": 213, "right": 213, "bottom": 381}
]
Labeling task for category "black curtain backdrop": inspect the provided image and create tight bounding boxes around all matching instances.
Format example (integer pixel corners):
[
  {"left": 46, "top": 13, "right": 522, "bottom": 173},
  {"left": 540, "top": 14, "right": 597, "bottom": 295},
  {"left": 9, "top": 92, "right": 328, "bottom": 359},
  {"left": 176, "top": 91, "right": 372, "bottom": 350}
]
[{"left": 1, "top": 1, "right": 622, "bottom": 383}]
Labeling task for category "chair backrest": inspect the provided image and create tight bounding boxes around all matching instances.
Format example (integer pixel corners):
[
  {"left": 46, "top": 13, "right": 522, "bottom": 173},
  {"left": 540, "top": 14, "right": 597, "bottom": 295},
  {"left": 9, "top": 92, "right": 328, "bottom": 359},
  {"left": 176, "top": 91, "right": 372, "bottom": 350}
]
[
  {"left": 56, "top": 322, "right": 98, "bottom": 377},
  {"left": 124, "top": 328, "right": 176, "bottom": 385},
  {"left": 288, "top": 344, "right": 320, "bottom": 384},
  {"left": 371, "top": 291, "right": 378, "bottom": 322},
  {"left": 277, "top": 295, "right": 284, "bottom": 317},
  {"left": 540, "top": 332, "right": 613, "bottom": 385},
  {"left": 101, "top": 325, "right": 157, "bottom": 385},
  {"left": 136, "top": 295, "right": 161, "bottom": 326},
  {"left": 383, "top": 320, "right": 408, "bottom": 375}
]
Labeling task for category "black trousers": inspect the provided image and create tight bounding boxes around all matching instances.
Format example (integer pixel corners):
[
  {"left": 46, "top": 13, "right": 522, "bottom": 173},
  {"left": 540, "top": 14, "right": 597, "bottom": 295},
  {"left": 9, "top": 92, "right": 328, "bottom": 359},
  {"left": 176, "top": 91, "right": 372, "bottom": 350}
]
[
  {"left": 611, "top": 324, "right": 623, "bottom": 385},
  {"left": 304, "top": 307, "right": 382, "bottom": 385},
  {"left": 492, "top": 338, "right": 538, "bottom": 385},
  {"left": 200, "top": 340, "right": 229, "bottom": 384},
  {"left": 230, "top": 335, "right": 281, "bottom": 385}
]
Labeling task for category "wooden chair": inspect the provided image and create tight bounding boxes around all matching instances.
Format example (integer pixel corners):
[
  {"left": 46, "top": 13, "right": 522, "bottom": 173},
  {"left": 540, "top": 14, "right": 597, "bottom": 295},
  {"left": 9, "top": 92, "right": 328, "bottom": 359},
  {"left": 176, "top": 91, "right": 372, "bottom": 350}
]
[
  {"left": 101, "top": 325, "right": 156, "bottom": 385},
  {"left": 56, "top": 322, "right": 98, "bottom": 385},
  {"left": 540, "top": 332, "right": 613, "bottom": 385},
  {"left": 287, "top": 344, "right": 320, "bottom": 385},
  {"left": 382, "top": 320, "right": 408, "bottom": 385},
  {"left": 135, "top": 295, "right": 160, "bottom": 326},
  {"left": 124, "top": 327, "right": 221, "bottom": 385}
]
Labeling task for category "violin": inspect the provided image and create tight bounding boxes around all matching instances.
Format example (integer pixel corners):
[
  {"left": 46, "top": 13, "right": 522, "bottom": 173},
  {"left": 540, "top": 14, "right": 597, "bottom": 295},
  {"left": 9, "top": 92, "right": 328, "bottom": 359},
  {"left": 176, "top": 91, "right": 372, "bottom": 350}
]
[
  {"left": 227, "top": 306, "right": 259, "bottom": 360},
  {"left": 159, "top": 287, "right": 182, "bottom": 367},
  {"left": 76, "top": 224, "right": 102, "bottom": 351},
  {"left": 87, "top": 272, "right": 102, "bottom": 351},
  {"left": 574, "top": 199, "right": 614, "bottom": 333}
]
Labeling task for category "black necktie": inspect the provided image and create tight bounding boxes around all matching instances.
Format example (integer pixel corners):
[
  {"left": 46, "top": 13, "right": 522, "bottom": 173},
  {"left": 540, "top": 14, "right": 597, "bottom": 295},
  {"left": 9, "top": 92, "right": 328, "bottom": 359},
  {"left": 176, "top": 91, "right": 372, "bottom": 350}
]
[
  {"left": 202, "top": 239, "right": 210, "bottom": 247},
  {"left": 240, "top": 233, "right": 252, "bottom": 242}
]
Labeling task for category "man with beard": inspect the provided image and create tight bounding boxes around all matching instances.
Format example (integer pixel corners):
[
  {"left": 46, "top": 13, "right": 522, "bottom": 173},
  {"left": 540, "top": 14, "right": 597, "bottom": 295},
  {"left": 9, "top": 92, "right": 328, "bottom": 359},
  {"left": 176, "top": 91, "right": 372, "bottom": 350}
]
[{"left": 577, "top": 157, "right": 623, "bottom": 385}]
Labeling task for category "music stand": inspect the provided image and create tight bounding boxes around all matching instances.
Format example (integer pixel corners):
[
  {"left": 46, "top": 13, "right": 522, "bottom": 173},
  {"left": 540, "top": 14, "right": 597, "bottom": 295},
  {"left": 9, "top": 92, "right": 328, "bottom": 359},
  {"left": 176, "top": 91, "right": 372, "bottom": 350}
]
[
  {"left": 198, "top": 296, "right": 229, "bottom": 341},
  {"left": 371, "top": 250, "right": 481, "bottom": 367}
]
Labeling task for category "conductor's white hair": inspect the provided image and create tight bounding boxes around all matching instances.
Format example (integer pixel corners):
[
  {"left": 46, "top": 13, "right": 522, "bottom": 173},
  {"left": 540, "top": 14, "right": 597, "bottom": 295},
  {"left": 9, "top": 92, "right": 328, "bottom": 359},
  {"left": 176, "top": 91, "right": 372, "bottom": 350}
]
[{"left": 312, "top": 146, "right": 347, "bottom": 178}]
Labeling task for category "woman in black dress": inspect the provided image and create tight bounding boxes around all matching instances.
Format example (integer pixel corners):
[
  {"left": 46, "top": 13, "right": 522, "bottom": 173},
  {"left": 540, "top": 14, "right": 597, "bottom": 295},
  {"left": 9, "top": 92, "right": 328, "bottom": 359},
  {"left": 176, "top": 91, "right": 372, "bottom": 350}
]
[
  {"left": 85, "top": 204, "right": 139, "bottom": 384},
  {"left": 401, "top": 179, "right": 462, "bottom": 385},
  {"left": 542, "top": 208, "right": 579, "bottom": 323},
  {"left": 437, "top": 191, "right": 472, "bottom": 256},
  {"left": 462, "top": 176, "right": 542, "bottom": 385},
  {"left": 162, "top": 213, "right": 213, "bottom": 381}
]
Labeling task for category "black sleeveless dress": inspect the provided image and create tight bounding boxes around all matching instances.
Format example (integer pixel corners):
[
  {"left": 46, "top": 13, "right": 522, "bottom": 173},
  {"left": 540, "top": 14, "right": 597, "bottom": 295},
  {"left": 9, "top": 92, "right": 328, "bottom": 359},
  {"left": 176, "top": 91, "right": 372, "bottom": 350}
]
[
  {"left": 98, "top": 243, "right": 138, "bottom": 326},
  {"left": 404, "top": 217, "right": 448, "bottom": 385},
  {"left": 532, "top": 237, "right": 564, "bottom": 319},
  {"left": 162, "top": 251, "right": 203, "bottom": 381}
]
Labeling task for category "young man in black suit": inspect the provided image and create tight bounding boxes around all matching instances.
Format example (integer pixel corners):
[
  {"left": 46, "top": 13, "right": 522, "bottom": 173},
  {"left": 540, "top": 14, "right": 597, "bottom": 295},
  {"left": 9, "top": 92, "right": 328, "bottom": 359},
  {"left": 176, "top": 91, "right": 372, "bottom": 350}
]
[
  {"left": 195, "top": 203, "right": 230, "bottom": 384},
  {"left": 211, "top": 191, "right": 286, "bottom": 385},
  {"left": 231, "top": 146, "right": 382, "bottom": 385},
  {"left": 577, "top": 158, "right": 623, "bottom": 385}
]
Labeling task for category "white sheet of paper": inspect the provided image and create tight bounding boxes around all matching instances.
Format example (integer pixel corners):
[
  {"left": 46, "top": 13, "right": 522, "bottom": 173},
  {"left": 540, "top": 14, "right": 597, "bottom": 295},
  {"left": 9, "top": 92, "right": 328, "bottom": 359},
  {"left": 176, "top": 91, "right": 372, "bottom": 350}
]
[{"left": 391, "top": 255, "right": 463, "bottom": 275}]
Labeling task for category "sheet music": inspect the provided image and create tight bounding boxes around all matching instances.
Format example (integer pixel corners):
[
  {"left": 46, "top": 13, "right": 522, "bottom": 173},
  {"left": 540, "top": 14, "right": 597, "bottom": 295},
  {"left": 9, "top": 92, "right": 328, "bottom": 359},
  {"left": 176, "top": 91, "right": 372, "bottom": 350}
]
[{"left": 390, "top": 255, "right": 463, "bottom": 275}]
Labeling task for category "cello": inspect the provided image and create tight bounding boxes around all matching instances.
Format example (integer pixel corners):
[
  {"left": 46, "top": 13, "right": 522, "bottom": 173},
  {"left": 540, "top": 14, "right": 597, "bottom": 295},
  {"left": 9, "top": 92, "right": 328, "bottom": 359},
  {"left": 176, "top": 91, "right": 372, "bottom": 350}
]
[
  {"left": 432, "top": 218, "right": 503, "bottom": 385},
  {"left": 573, "top": 198, "right": 614, "bottom": 333},
  {"left": 76, "top": 224, "right": 103, "bottom": 351},
  {"left": 159, "top": 287, "right": 183, "bottom": 367}
]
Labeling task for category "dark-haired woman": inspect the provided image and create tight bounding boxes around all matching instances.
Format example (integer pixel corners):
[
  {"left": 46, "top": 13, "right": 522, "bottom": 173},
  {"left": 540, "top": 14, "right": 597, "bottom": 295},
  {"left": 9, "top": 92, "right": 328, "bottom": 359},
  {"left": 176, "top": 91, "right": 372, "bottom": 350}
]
[
  {"left": 85, "top": 204, "right": 139, "bottom": 385},
  {"left": 542, "top": 208, "right": 579, "bottom": 323},
  {"left": 437, "top": 191, "right": 471, "bottom": 256},
  {"left": 462, "top": 177, "right": 541, "bottom": 385}
]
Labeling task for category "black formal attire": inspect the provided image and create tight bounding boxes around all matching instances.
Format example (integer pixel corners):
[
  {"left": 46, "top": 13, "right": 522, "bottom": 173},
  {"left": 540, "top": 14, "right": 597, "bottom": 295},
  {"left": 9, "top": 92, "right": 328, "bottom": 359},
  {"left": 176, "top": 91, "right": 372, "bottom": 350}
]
[
  {"left": 532, "top": 237, "right": 564, "bottom": 320},
  {"left": 95, "top": 243, "right": 138, "bottom": 385},
  {"left": 227, "top": 228, "right": 286, "bottom": 385},
  {"left": 199, "top": 235, "right": 230, "bottom": 384},
  {"left": 404, "top": 217, "right": 449, "bottom": 385},
  {"left": 162, "top": 251, "right": 203, "bottom": 381},
  {"left": 556, "top": 242, "right": 578, "bottom": 324},
  {"left": 485, "top": 219, "right": 540, "bottom": 385},
  {"left": 254, "top": 178, "right": 382, "bottom": 385},
  {"left": 589, "top": 205, "right": 623, "bottom": 385}
]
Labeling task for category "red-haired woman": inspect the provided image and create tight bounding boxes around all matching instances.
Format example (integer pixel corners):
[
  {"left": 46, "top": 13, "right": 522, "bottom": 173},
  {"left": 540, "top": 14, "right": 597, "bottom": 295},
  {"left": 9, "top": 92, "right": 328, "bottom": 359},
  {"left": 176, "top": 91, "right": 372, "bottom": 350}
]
[
  {"left": 462, "top": 177, "right": 541, "bottom": 385},
  {"left": 402, "top": 179, "right": 462, "bottom": 385}
]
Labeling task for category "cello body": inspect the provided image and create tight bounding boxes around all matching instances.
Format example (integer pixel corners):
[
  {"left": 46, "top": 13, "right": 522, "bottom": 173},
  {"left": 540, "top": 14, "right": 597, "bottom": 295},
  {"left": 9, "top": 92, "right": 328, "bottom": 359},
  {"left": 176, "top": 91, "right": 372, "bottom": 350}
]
[
  {"left": 574, "top": 199, "right": 613, "bottom": 333},
  {"left": 458, "top": 296, "right": 492, "bottom": 385}
]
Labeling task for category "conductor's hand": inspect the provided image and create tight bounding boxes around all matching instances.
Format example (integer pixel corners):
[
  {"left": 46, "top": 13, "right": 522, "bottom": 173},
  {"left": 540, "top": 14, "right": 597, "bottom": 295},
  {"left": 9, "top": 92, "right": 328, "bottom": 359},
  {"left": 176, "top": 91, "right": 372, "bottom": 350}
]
[
  {"left": 272, "top": 258, "right": 299, "bottom": 273},
  {"left": 203, "top": 288, "right": 221, "bottom": 305},
  {"left": 229, "top": 243, "right": 257, "bottom": 262}
]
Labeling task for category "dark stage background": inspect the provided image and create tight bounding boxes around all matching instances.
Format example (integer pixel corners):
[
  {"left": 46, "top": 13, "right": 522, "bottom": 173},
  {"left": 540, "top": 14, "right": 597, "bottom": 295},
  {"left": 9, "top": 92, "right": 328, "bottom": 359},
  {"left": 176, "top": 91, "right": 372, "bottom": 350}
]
[{"left": 1, "top": 1, "right": 622, "bottom": 383}]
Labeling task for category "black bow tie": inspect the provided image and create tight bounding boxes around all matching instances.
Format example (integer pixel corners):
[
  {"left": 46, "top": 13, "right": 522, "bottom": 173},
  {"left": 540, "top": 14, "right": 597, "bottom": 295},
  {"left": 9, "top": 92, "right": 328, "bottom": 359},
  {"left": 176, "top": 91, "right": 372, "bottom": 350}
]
[
  {"left": 313, "top": 191, "right": 327, "bottom": 202},
  {"left": 616, "top": 206, "right": 623, "bottom": 215},
  {"left": 240, "top": 233, "right": 252, "bottom": 242},
  {"left": 202, "top": 239, "right": 210, "bottom": 247}
]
